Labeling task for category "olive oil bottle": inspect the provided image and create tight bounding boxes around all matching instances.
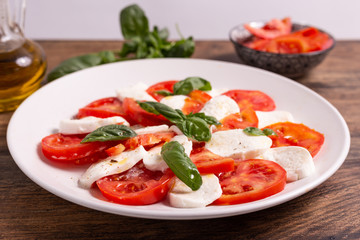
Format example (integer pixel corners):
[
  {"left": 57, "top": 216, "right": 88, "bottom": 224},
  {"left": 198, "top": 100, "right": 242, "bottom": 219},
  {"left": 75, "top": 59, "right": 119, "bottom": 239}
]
[{"left": 0, "top": 0, "right": 46, "bottom": 112}]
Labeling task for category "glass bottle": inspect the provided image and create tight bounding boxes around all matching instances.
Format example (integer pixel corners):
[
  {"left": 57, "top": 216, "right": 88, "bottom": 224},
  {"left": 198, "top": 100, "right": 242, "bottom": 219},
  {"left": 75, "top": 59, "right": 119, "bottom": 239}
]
[{"left": 0, "top": 0, "right": 46, "bottom": 112}]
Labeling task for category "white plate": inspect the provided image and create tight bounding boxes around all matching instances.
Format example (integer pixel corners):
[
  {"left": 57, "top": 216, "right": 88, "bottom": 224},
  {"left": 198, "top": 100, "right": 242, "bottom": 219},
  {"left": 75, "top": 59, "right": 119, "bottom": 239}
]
[{"left": 7, "top": 59, "right": 350, "bottom": 220}]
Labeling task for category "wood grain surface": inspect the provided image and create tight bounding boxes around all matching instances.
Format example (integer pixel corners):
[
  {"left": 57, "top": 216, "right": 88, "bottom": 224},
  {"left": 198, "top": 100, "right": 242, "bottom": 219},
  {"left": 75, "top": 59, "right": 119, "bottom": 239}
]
[{"left": 1, "top": 41, "right": 359, "bottom": 240}]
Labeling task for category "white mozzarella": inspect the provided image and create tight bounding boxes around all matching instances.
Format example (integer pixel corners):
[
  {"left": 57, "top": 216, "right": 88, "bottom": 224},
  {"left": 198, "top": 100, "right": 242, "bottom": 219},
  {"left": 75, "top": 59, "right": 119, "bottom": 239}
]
[
  {"left": 261, "top": 146, "right": 315, "bottom": 182},
  {"left": 116, "top": 82, "right": 156, "bottom": 101},
  {"left": 78, "top": 146, "right": 147, "bottom": 189},
  {"left": 168, "top": 174, "right": 222, "bottom": 208},
  {"left": 59, "top": 116, "right": 129, "bottom": 134},
  {"left": 160, "top": 95, "right": 187, "bottom": 110},
  {"left": 205, "top": 129, "right": 272, "bottom": 159},
  {"left": 134, "top": 125, "right": 169, "bottom": 135},
  {"left": 200, "top": 95, "right": 240, "bottom": 121},
  {"left": 143, "top": 135, "right": 192, "bottom": 172},
  {"left": 256, "top": 111, "right": 295, "bottom": 129},
  {"left": 206, "top": 88, "right": 229, "bottom": 97}
]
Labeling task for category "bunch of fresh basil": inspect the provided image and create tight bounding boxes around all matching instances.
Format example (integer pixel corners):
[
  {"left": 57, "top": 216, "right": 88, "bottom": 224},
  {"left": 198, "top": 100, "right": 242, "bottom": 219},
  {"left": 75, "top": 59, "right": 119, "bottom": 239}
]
[{"left": 47, "top": 4, "right": 195, "bottom": 82}]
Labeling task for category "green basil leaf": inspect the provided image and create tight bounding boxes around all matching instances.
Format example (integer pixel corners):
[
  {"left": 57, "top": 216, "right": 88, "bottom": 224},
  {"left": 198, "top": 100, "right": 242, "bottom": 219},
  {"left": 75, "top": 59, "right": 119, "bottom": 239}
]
[
  {"left": 155, "top": 90, "right": 173, "bottom": 96},
  {"left": 120, "top": 4, "right": 149, "bottom": 39},
  {"left": 188, "top": 112, "right": 221, "bottom": 126},
  {"left": 163, "top": 37, "right": 195, "bottom": 58},
  {"left": 173, "top": 77, "right": 212, "bottom": 95},
  {"left": 243, "top": 127, "right": 265, "bottom": 136},
  {"left": 161, "top": 141, "right": 202, "bottom": 191},
  {"left": 177, "top": 116, "right": 212, "bottom": 142},
  {"left": 262, "top": 128, "right": 277, "bottom": 136},
  {"left": 119, "top": 40, "right": 138, "bottom": 57},
  {"left": 81, "top": 124, "right": 137, "bottom": 143},
  {"left": 139, "top": 101, "right": 184, "bottom": 123},
  {"left": 47, "top": 54, "right": 103, "bottom": 82},
  {"left": 98, "top": 50, "right": 117, "bottom": 63},
  {"left": 137, "top": 101, "right": 160, "bottom": 115}
]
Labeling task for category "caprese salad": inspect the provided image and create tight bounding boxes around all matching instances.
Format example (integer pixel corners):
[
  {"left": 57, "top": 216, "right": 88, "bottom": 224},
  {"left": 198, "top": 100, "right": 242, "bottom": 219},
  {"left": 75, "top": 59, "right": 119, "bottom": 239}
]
[{"left": 41, "top": 77, "right": 324, "bottom": 208}]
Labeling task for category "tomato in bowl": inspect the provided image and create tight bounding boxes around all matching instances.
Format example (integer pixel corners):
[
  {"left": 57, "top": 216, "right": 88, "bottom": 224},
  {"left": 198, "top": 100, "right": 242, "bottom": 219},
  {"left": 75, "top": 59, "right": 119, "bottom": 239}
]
[{"left": 229, "top": 18, "right": 335, "bottom": 78}]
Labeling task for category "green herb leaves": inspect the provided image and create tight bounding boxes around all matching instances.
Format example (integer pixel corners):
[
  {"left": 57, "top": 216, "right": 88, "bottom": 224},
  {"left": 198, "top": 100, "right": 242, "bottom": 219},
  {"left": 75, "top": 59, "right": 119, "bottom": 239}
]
[
  {"left": 243, "top": 127, "right": 277, "bottom": 136},
  {"left": 173, "top": 77, "right": 211, "bottom": 95},
  {"left": 81, "top": 124, "right": 137, "bottom": 143},
  {"left": 161, "top": 141, "right": 202, "bottom": 191},
  {"left": 138, "top": 101, "right": 219, "bottom": 142},
  {"left": 47, "top": 4, "right": 194, "bottom": 82}
]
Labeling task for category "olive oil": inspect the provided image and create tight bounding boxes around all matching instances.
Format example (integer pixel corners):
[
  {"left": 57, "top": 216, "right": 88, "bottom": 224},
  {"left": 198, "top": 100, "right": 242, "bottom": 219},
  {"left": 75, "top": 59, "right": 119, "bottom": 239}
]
[{"left": 0, "top": 39, "right": 46, "bottom": 112}]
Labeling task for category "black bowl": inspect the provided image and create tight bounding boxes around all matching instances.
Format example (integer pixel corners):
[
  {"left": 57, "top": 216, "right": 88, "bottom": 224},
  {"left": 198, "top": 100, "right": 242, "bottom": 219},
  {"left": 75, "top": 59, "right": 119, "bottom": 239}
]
[{"left": 229, "top": 22, "right": 336, "bottom": 78}]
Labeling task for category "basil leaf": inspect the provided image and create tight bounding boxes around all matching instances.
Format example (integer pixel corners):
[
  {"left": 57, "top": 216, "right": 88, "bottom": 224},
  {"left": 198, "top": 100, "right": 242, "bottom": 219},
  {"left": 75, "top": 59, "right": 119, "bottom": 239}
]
[
  {"left": 173, "top": 77, "right": 212, "bottom": 95},
  {"left": 155, "top": 90, "right": 173, "bottom": 96},
  {"left": 161, "top": 141, "right": 202, "bottom": 191},
  {"left": 120, "top": 4, "right": 149, "bottom": 39},
  {"left": 81, "top": 124, "right": 137, "bottom": 143},
  {"left": 177, "top": 116, "right": 212, "bottom": 142},
  {"left": 262, "top": 128, "right": 277, "bottom": 136},
  {"left": 243, "top": 127, "right": 277, "bottom": 136},
  {"left": 47, "top": 54, "right": 103, "bottom": 82},
  {"left": 139, "top": 101, "right": 184, "bottom": 123},
  {"left": 188, "top": 112, "right": 221, "bottom": 126},
  {"left": 163, "top": 37, "right": 195, "bottom": 58}
]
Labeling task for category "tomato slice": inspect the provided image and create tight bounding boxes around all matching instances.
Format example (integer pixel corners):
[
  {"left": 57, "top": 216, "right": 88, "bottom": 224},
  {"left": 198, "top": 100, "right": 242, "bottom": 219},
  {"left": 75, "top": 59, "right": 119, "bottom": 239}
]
[
  {"left": 188, "top": 90, "right": 212, "bottom": 104},
  {"left": 218, "top": 108, "right": 258, "bottom": 130},
  {"left": 223, "top": 90, "right": 276, "bottom": 111},
  {"left": 244, "top": 17, "right": 292, "bottom": 39},
  {"left": 263, "top": 122, "right": 324, "bottom": 157},
  {"left": 123, "top": 131, "right": 176, "bottom": 150},
  {"left": 213, "top": 159, "right": 286, "bottom": 205},
  {"left": 122, "top": 98, "right": 169, "bottom": 126},
  {"left": 105, "top": 143, "right": 125, "bottom": 156},
  {"left": 41, "top": 133, "right": 115, "bottom": 164},
  {"left": 96, "top": 161, "right": 174, "bottom": 205},
  {"left": 77, "top": 97, "right": 126, "bottom": 119},
  {"left": 182, "top": 97, "right": 204, "bottom": 115},
  {"left": 265, "top": 36, "right": 309, "bottom": 54},
  {"left": 146, "top": 80, "right": 178, "bottom": 101},
  {"left": 190, "top": 147, "right": 234, "bottom": 174}
]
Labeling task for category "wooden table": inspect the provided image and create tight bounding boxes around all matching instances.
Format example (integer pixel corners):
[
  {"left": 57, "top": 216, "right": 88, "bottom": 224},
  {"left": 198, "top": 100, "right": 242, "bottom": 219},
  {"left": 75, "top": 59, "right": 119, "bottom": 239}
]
[{"left": 1, "top": 41, "right": 359, "bottom": 239}]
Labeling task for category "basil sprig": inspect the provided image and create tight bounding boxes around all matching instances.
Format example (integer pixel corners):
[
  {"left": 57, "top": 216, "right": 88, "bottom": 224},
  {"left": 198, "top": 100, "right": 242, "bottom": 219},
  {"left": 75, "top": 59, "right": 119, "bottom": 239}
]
[
  {"left": 156, "top": 77, "right": 212, "bottom": 97},
  {"left": 161, "top": 141, "right": 202, "bottom": 191},
  {"left": 243, "top": 127, "right": 277, "bottom": 136},
  {"left": 81, "top": 124, "right": 137, "bottom": 143},
  {"left": 138, "top": 101, "right": 219, "bottom": 142},
  {"left": 47, "top": 4, "right": 195, "bottom": 82}
]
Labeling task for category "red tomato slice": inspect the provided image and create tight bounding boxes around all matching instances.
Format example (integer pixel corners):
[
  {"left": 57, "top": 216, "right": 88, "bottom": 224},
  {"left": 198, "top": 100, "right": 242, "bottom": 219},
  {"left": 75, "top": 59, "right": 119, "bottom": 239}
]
[
  {"left": 218, "top": 108, "right": 258, "bottom": 130},
  {"left": 96, "top": 161, "right": 174, "bottom": 205},
  {"left": 265, "top": 36, "right": 309, "bottom": 54},
  {"left": 146, "top": 80, "right": 178, "bottom": 101},
  {"left": 77, "top": 97, "right": 126, "bottom": 119},
  {"left": 188, "top": 90, "right": 212, "bottom": 104},
  {"left": 223, "top": 90, "right": 276, "bottom": 111},
  {"left": 244, "top": 17, "right": 292, "bottom": 39},
  {"left": 182, "top": 97, "right": 204, "bottom": 115},
  {"left": 41, "top": 133, "right": 115, "bottom": 164},
  {"left": 122, "top": 98, "right": 169, "bottom": 126},
  {"left": 213, "top": 159, "right": 286, "bottom": 205},
  {"left": 190, "top": 147, "right": 234, "bottom": 174},
  {"left": 123, "top": 131, "right": 176, "bottom": 150},
  {"left": 105, "top": 143, "right": 125, "bottom": 156},
  {"left": 263, "top": 122, "right": 324, "bottom": 157}
]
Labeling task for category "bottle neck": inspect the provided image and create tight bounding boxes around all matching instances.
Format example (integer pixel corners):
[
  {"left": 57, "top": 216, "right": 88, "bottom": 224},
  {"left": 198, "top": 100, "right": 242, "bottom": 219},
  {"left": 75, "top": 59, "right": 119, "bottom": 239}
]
[{"left": 0, "top": 0, "right": 26, "bottom": 52}]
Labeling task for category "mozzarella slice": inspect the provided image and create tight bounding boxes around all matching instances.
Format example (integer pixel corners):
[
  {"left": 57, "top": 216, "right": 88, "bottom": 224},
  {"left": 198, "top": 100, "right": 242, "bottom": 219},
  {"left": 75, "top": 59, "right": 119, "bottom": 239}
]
[
  {"left": 206, "top": 88, "right": 229, "bottom": 97},
  {"left": 168, "top": 174, "right": 222, "bottom": 208},
  {"left": 143, "top": 135, "right": 192, "bottom": 172},
  {"left": 116, "top": 82, "right": 156, "bottom": 101},
  {"left": 261, "top": 146, "right": 315, "bottom": 182},
  {"left": 200, "top": 95, "right": 240, "bottom": 121},
  {"left": 256, "top": 111, "right": 295, "bottom": 129},
  {"left": 134, "top": 125, "right": 169, "bottom": 135},
  {"left": 160, "top": 95, "right": 187, "bottom": 110},
  {"left": 59, "top": 116, "right": 129, "bottom": 134},
  {"left": 205, "top": 129, "right": 272, "bottom": 159},
  {"left": 78, "top": 146, "right": 147, "bottom": 189}
]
